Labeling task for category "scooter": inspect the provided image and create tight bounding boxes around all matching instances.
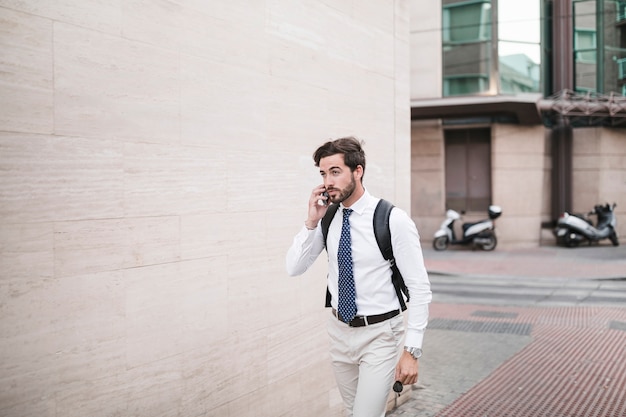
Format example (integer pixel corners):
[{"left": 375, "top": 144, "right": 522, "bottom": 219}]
[
  {"left": 433, "top": 205, "right": 502, "bottom": 251},
  {"left": 553, "top": 203, "right": 619, "bottom": 247}
]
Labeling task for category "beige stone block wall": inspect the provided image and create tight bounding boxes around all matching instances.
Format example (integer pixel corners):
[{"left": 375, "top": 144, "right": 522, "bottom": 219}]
[
  {"left": 408, "top": 0, "right": 443, "bottom": 242},
  {"left": 410, "top": 121, "right": 444, "bottom": 240},
  {"left": 409, "top": 0, "right": 441, "bottom": 99},
  {"left": 572, "top": 127, "right": 626, "bottom": 239},
  {"left": 0, "top": 1, "right": 410, "bottom": 416},
  {"left": 492, "top": 124, "right": 550, "bottom": 248}
]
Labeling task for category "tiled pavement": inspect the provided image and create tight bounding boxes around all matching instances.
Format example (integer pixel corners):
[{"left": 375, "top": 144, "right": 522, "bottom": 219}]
[{"left": 386, "top": 244, "right": 626, "bottom": 417}]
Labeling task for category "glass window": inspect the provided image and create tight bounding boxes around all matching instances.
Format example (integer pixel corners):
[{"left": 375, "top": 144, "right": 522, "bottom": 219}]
[
  {"left": 573, "top": 0, "right": 598, "bottom": 93},
  {"left": 498, "top": 0, "right": 542, "bottom": 94},
  {"left": 619, "top": 58, "right": 626, "bottom": 80},
  {"left": 602, "top": 1, "right": 626, "bottom": 95},
  {"left": 443, "top": 1, "right": 492, "bottom": 43},
  {"left": 444, "top": 76, "right": 489, "bottom": 95},
  {"left": 574, "top": 29, "right": 597, "bottom": 63},
  {"left": 442, "top": 0, "right": 493, "bottom": 97},
  {"left": 618, "top": 1, "right": 626, "bottom": 22},
  {"left": 442, "top": 0, "right": 544, "bottom": 97}
]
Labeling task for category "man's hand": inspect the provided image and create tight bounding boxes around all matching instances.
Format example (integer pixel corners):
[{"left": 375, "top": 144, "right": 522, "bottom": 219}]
[
  {"left": 305, "top": 185, "right": 329, "bottom": 228},
  {"left": 394, "top": 350, "right": 419, "bottom": 386}
]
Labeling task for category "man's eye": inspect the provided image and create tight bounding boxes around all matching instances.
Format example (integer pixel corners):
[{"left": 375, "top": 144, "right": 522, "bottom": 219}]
[{"left": 332, "top": 170, "right": 340, "bottom": 175}]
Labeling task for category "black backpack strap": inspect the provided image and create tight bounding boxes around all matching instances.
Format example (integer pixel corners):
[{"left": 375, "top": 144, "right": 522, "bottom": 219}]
[
  {"left": 373, "top": 199, "right": 410, "bottom": 311},
  {"left": 321, "top": 204, "right": 340, "bottom": 307},
  {"left": 321, "top": 203, "right": 340, "bottom": 250},
  {"left": 373, "top": 199, "right": 394, "bottom": 261}
]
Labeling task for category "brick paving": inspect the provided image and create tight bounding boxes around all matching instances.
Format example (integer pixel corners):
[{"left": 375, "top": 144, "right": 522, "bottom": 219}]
[{"left": 389, "top": 304, "right": 626, "bottom": 417}]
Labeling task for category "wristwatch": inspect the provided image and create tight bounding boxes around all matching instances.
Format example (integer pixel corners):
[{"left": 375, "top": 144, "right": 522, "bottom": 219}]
[{"left": 404, "top": 346, "right": 423, "bottom": 360}]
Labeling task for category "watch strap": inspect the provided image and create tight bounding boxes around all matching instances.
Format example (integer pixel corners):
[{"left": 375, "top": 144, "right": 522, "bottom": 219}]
[{"left": 404, "top": 346, "right": 422, "bottom": 359}]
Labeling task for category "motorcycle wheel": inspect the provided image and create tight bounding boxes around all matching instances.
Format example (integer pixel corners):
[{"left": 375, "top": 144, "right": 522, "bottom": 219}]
[
  {"left": 433, "top": 236, "right": 449, "bottom": 251},
  {"left": 480, "top": 234, "right": 497, "bottom": 251},
  {"left": 609, "top": 231, "right": 619, "bottom": 246},
  {"left": 564, "top": 232, "right": 580, "bottom": 248}
]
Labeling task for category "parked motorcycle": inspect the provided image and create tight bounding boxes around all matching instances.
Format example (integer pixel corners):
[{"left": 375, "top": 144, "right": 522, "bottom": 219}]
[
  {"left": 553, "top": 203, "right": 619, "bottom": 247},
  {"left": 433, "top": 205, "right": 502, "bottom": 251}
]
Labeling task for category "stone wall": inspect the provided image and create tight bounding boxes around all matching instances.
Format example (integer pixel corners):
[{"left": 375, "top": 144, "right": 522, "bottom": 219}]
[
  {"left": 0, "top": 1, "right": 410, "bottom": 416},
  {"left": 572, "top": 127, "right": 626, "bottom": 239},
  {"left": 491, "top": 124, "right": 551, "bottom": 248}
]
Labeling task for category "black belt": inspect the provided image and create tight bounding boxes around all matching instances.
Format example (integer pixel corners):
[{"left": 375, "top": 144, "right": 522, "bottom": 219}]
[{"left": 332, "top": 308, "right": 400, "bottom": 327}]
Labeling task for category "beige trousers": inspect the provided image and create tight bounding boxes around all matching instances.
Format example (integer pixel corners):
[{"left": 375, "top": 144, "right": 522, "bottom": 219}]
[{"left": 327, "top": 313, "right": 405, "bottom": 417}]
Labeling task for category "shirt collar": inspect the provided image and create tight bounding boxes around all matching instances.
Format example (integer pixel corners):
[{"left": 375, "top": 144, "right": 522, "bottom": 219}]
[{"left": 340, "top": 188, "right": 371, "bottom": 216}]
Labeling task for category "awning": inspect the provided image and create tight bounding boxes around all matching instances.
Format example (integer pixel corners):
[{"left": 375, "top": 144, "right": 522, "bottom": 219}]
[
  {"left": 410, "top": 90, "right": 626, "bottom": 128},
  {"left": 410, "top": 94, "right": 543, "bottom": 125}
]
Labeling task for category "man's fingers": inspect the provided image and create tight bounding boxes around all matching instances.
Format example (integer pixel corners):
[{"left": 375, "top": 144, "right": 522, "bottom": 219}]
[
  {"left": 394, "top": 365, "right": 401, "bottom": 382},
  {"left": 397, "top": 368, "right": 418, "bottom": 385}
]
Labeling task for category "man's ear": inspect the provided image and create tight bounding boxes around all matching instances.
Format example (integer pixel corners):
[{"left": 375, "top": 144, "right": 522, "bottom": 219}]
[{"left": 355, "top": 165, "right": 364, "bottom": 181}]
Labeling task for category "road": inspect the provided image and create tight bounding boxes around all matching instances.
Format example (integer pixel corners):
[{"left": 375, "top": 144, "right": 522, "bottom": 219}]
[{"left": 430, "top": 273, "right": 626, "bottom": 307}]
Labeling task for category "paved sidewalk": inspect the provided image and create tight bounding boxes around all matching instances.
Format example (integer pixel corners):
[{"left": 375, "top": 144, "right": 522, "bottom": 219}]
[
  {"left": 422, "top": 244, "right": 626, "bottom": 280},
  {"left": 386, "top": 244, "right": 626, "bottom": 417},
  {"left": 388, "top": 304, "right": 626, "bottom": 417}
]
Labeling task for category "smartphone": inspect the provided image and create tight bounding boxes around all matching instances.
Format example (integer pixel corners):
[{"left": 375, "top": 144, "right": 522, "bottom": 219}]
[{"left": 321, "top": 191, "right": 330, "bottom": 206}]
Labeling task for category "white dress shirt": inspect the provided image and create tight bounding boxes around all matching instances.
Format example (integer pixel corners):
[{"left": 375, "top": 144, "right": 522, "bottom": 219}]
[{"left": 286, "top": 190, "right": 431, "bottom": 348}]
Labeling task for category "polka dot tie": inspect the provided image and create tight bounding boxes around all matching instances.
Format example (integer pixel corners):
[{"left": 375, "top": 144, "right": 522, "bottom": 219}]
[{"left": 337, "top": 208, "right": 356, "bottom": 323}]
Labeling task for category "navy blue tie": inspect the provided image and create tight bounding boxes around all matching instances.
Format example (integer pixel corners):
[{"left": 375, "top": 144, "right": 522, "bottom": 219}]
[{"left": 337, "top": 208, "right": 356, "bottom": 323}]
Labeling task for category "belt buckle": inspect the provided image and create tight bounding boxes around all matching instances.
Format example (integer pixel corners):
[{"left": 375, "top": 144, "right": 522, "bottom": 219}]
[{"left": 350, "top": 315, "right": 367, "bottom": 327}]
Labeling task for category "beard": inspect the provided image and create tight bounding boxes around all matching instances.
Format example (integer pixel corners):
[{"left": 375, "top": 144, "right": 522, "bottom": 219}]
[{"left": 330, "top": 173, "right": 357, "bottom": 204}]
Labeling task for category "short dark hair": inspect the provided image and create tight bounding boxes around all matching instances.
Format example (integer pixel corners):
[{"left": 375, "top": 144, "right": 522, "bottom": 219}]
[{"left": 313, "top": 137, "right": 366, "bottom": 177}]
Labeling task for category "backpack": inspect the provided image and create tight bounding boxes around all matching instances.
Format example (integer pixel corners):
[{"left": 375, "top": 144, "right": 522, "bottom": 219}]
[{"left": 321, "top": 199, "right": 410, "bottom": 311}]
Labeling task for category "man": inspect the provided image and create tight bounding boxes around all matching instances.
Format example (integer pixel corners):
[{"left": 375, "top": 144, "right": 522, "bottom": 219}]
[{"left": 286, "top": 137, "right": 432, "bottom": 417}]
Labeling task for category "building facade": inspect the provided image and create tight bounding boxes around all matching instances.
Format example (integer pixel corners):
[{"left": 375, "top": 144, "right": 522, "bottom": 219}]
[{"left": 410, "top": 0, "right": 626, "bottom": 248}]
